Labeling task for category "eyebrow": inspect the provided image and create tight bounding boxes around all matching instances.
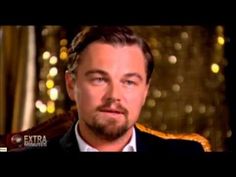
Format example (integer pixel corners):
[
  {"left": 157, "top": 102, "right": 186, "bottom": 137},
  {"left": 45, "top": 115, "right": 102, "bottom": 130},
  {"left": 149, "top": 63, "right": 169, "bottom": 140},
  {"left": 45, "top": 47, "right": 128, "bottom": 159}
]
[
  {"left": 123, "top": 73, "right": 143, "bottom": 82},
  {"left": 84, "top": 69, "right": 143, "bottom": 82},
  {"left": 85, "top": 69, "right": 108, "bottom": 77}
]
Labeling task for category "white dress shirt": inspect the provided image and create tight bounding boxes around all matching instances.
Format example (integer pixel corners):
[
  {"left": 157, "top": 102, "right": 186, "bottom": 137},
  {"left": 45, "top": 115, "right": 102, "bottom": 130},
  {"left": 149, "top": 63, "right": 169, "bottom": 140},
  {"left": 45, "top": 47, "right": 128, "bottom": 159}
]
[{"left": 75, "top": 120, "right": 137, "bottom": 152}]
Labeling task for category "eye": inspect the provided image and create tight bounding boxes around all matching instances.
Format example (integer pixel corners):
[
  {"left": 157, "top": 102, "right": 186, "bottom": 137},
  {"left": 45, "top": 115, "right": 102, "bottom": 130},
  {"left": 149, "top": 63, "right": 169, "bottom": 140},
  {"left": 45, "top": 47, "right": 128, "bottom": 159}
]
[
  {"left": 123, "top": 80, "right": 137, "bottom": 87},
  {"left": 91, "top": 77, "right": 107, "bottom": 85}
]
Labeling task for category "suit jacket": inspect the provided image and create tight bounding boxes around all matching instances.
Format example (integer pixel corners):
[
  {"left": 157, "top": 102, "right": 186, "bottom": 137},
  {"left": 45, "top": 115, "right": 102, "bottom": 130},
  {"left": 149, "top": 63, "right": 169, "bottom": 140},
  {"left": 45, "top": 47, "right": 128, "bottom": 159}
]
[{"left": 45, "top": 121, "right": 204, "bottom": 154}]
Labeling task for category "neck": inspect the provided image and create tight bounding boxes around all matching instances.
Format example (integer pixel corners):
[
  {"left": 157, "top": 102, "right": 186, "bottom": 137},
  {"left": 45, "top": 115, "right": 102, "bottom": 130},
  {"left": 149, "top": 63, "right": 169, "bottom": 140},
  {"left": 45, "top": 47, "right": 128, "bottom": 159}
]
[{"left": 78, "top": 121, "right": 133, "bottom": 151}]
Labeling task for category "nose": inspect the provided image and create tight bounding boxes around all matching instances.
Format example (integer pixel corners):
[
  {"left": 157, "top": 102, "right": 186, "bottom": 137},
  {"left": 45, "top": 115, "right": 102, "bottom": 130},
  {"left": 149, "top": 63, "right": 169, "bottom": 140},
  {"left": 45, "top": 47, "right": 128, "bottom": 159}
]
[{"left": 103, "top": 81, "right": 122, "bottom": 103}]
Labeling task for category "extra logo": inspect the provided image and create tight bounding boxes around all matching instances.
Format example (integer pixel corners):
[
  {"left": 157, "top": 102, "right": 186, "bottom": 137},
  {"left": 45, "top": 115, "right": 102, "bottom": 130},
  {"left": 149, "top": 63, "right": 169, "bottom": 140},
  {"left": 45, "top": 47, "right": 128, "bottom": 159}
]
[
  {"left": 11, "top": 134, "right": 47, "bottom": 147},
  {"left": 11, "top": 134, "right": 24, "bottom": 145}
]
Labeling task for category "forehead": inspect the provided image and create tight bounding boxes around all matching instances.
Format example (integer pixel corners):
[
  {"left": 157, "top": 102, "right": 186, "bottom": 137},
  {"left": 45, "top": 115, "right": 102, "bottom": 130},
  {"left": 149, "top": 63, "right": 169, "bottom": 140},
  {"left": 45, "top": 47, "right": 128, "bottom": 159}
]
[{"left": 79, "top": 42, "right": 146, "bottom": 69}]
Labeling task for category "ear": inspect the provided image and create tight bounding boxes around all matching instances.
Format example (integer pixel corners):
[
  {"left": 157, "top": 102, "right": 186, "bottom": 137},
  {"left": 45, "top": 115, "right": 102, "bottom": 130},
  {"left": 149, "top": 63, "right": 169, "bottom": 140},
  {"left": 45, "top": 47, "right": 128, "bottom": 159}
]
[{"left": 65, "top": 71, "right": 76, "bottom": 101}]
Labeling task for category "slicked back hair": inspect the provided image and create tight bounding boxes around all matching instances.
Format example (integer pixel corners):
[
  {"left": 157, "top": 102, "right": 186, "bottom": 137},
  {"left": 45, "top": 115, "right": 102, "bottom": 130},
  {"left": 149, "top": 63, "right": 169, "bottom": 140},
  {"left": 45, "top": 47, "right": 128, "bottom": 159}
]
[{"left": 67, "top": 26, "right": 154, "bottom": 84}]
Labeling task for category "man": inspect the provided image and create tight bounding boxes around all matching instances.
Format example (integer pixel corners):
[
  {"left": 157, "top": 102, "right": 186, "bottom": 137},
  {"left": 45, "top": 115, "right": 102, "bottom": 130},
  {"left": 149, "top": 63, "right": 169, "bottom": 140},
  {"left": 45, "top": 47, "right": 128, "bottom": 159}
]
[{"left": 48, "top": 26, "right": 204, "bottom": 152}]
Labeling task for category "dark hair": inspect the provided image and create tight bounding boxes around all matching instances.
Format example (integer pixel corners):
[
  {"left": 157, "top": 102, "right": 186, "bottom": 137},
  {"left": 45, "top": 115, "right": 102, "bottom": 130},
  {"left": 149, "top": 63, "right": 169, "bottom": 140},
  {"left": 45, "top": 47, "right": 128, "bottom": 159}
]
[{"left": 67, "top": 26, "right": 154, "bottom": 83}]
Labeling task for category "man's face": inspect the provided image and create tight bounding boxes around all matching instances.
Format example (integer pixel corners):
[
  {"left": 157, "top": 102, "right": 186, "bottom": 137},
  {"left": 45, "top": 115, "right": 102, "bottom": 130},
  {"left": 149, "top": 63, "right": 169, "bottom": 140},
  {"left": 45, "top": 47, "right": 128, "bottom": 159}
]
[{"left": 66, "top": 42, "right": 149, "bottom": 140}]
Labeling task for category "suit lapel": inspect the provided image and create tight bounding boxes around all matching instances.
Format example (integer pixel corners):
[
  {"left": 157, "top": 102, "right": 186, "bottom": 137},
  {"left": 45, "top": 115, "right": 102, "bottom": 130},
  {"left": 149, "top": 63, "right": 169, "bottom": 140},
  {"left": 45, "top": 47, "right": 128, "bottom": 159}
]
[
  {"left": 135, "top": 125, "right": 168, "bottom": 152},
  {"left": 59, "top": 121, "right": 81, "bottom": 152},
  {"left": 135, "top": 126, "right": 151, "bottom": 152}
]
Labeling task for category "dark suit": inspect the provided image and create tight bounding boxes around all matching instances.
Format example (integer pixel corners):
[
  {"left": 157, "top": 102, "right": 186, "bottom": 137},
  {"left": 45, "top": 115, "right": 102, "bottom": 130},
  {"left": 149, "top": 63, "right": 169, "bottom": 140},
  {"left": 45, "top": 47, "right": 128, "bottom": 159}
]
[{"left": 45, "top": 121, "right": 204, "bottom": 153}]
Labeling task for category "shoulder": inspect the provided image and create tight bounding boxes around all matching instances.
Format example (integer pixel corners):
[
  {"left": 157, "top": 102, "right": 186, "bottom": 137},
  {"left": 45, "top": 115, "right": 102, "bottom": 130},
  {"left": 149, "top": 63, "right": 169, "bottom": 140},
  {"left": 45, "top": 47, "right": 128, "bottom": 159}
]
[{"left": 135, "top": 123, "right": 207, "bottom": 153}]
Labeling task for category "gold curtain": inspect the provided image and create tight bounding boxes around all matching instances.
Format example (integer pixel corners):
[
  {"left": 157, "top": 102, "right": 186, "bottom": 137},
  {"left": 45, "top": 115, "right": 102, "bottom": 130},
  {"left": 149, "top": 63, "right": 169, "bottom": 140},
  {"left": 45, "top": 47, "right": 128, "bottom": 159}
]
[{"left": 0, "top": 26, "right": 36, "bottom": 134}]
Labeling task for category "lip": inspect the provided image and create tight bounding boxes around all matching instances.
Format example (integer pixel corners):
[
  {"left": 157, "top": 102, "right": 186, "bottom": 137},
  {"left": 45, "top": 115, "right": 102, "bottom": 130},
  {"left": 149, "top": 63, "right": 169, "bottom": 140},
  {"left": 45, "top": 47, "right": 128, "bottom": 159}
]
[
  {"left": 99, "top": 111, "right": 124, "bottom": 119},
  {"left": 99, "top": 109, "right": 123, "bottom": 114}
]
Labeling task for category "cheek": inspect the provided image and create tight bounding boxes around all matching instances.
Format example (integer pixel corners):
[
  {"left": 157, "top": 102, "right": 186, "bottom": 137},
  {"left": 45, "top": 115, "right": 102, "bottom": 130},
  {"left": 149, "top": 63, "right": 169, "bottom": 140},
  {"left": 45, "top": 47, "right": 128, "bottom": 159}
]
[
  {"left": 129, "top": 96, "right": 145, "bottom": 110},
  {"left": 126, "top": 86, "right": 148, "bottom": 104},
  {"left": 75, "top": 85, "right": 102, "bottom": 109},
  {"left": 125, "top": 90, "right": 147, "bottom": 114},
  {"left": 126, "top": 96, "right": 145, "bottom": 124}
]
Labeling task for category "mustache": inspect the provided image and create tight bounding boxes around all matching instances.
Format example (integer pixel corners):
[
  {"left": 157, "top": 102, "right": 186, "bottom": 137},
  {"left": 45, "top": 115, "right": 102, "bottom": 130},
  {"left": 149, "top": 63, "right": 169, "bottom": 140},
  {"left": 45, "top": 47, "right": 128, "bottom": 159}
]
[{"left": 96, "top": 100, "right": 128, "bottom": 116}]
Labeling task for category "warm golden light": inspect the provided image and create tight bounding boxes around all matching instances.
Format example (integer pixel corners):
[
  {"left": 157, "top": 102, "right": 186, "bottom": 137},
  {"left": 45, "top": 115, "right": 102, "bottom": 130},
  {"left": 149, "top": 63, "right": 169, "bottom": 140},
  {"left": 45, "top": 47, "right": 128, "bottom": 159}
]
[
  {"left": 147, "top": 99, "right": 156, "bottom": 107},
  {"left": 46, "top": 79, "right": 54, "bottom": 89},
  {"left": 35, "top": 100, "right": 43, "bottom": 109},
  {"left": 49, "top": 56, "right": 58, "bottom": 65},
  {"left": 216, "top": 26, "right": 224, "bottom": 33},
  {"left": 152, "top": 89, "right": 162, "bottom": 98},
  {"left": 149, "top": 37, "right": 158, "bottom": 48},
  {"left": 47, "top": 101, "right": 55, "bottom": 113},
  {"left": 41, "top": 28, "right": 49, "bottom": 36},
  {"left": 38, "top": 80, "right": 46, "bottom": 92},
  {"left": 168, "top": 55, "right": 177, "bottom": 64},
  {"left": 217, "top": 36, "right": 225, "bottom": 45},
  {"left": 199, "top": 105, "right": 206, "bottom": 114},
  {"left": 60, "top": 51, "right": 68, "bottom": 60},
  {"left": 60, "top": 46, "right": 68, "bottom": 52},
  {"left": 60, "top": 39, "right": 68, "bottom": 46},
  {"left": 152, "top": 49, "right": 160, "bottom": 58},
  {"left": 181, "top": 32, "right": 188, "bottom": 39},
  {"left": 172, "top": 84, "right": 180, "bottom": 92},
  {"left": 160, "top": 124, "right": 167, "bottom": 131},
  {"left": 42, "top": 51, "right": 50, "bottom": 60},
  {"left": 174, "top": 42, "right": 182, "bottom": 50},
  {"left": 49, "top": 88, "right": 58, "bottom": 100},
  {"left": 211, "top": 63, "right": 220, "bottom": 73},
  {"left": 185, "top": 105, "right": 193, "bottom": 113},
  {"left": 39, "top": 104, "right": 47, "bottom": 113},
  {"left": 49, "top": 67, "right": 58, "bottom": 77}
]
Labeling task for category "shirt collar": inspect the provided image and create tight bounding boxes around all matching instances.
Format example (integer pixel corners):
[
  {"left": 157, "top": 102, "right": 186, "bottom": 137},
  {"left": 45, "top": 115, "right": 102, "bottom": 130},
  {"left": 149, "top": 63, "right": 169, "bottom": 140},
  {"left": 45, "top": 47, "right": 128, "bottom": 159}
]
[{"left": 75, "top": 120, "right": 136, "bottom": 152}]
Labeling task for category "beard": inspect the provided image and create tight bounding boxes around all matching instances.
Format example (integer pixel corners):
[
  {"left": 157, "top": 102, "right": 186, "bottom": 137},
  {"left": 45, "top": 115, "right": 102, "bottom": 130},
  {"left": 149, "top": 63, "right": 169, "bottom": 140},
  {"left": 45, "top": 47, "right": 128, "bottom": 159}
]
[
  {"left": 86, "top": 116, "right": 129, "bottom": 141},
  {"left": 85, "top": 102, "right": 129, "bottom": 141}
]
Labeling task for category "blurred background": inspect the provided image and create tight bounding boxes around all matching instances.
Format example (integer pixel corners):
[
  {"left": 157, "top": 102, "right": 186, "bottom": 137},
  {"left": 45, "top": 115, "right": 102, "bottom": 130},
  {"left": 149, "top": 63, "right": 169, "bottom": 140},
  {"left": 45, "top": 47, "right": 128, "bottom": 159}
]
[{"left": 0, "top": 25, "right": 235, "bottom": 151}]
